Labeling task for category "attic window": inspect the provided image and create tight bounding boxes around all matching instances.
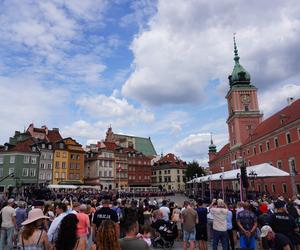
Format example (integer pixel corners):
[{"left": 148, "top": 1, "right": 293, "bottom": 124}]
[
  {"left": 4, "top": 145, "right": 8, "bottom": 151},
  {"left": 59, "top": 143, "right": 64, "bottom": 149},
  {"left": 48, "top": 145, "right": 52, "bottom": 150},
  {"left": 41, "top": 144, "right": 45, "bottom": 149},
  {"left": 32, "top": 147, "right": 36, "bottom": 152}
]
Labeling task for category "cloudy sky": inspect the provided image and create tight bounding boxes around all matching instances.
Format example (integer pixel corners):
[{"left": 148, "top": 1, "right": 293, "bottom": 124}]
[{"left": 0, "top": 0, "right": 300, "bottom": 166}]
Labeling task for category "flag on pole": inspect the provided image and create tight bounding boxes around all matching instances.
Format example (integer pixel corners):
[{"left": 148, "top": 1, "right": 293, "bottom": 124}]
[{"left": 117, "top": 163, "right": 122, "bottom": 172}]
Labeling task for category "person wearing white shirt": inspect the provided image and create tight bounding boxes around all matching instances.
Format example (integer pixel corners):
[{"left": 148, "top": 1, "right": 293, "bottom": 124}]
[
  {"left": 209, "top": 199, "right": 228, "bottom": 250},
  {"left": 47, "top": 203, "right": 67, "bottom": 243},
  {"left": 159, "top": 200, "right": 170, "bottom": 221}
]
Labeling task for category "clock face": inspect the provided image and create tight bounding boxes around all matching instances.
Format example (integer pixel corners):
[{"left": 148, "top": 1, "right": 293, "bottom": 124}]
[{"left": 241, "top": 94, "right": 250, "bottom": 104}]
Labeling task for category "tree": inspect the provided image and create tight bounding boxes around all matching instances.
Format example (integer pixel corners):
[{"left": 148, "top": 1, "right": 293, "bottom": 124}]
[{"left": 185, "top": 161, "right": 206, "bottom": 181}]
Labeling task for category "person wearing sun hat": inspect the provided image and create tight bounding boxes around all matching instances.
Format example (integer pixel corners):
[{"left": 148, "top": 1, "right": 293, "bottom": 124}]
[
  {"left": 260, "top": 225, "right": 293, "bottom": 250},
  {"left": 20, "top": 208, "right": 51, "bottom": 249}
]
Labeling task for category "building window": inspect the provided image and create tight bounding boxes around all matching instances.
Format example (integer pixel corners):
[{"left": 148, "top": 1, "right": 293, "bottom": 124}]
[
  {"left": 8, "top": 168, "right": 14, "bottom": 175},
  {"left": 48, "top": 145, "right": 52, "bottom": 150},
  {"left": 61, "top": 172, "right": 66, "bottom": 179},
  {"left": 266, "top": 141, "right": 270, "bottom": 151},
  {"left": 22, "top": 168, "right": 29, "bottom": 177},
  {"left": 39, "top": 173, "right": 45, "bottom": 180},
  {"left": 0, "top": 157, "right": 3, "bottom": 164},
  {"left": 59, "top": 143, "right": 64, "bottom": 149},
  {"left": 46, "top": 173, "right": 52, "bottom": 180},
  {"left": 286, "top": 133, "right": 292, "bottom": 144},
  {"left": 282, "top": 183, "right": 287, "bottom": 193},
  {"left": 264, "top": 184, "right": 268, "bottom": 192},
  {"left": 40, "top": 163, "right": 45, "bottom": 169},
  {"left": 62, "top": 162, "right": 66, "bottom": 169},
  {"left": 297, "top": 184, "right": 300, "bottom": 194},
  {"left": 10, "top": 156, "right": 15, "bottom": 164},
  {"left": 0, "top": 168, "right": 3, "bottom": 177},
  {"left": 31, "top": 157, "right": 37, "bottom": 164},
  {"left": 274, "top": 137, "right": 279, "bottom": 148},
  {"left": 55, "top": 161, "right": 60, "bottom": 169},
  {"left": 56, "top": 152, "right": 60, "bottom": 157},
  {"left": 177, "top": 176, "right": 180, "bottom": 182},
  {"left": 99, "top": 171, "right": 102, "bottom": 177},
  {"left": 48, "top": 163, "right": 52, "bottom": 169},
  {"left": 277, "top": 160, "right": 282, "bottom": 169},
  {"left": 32, "top": 146, "right": 36, "bottom": 152},
  {"left": 29, "top": 169, "right": 36, "bottom": 177},
  {"left": 244, "top": 106, "right": 249, "bottom": 111},
  {"left": 253, "top": 147, "right": 256, "bottom": 155},
  {"left": 55, "top": 172, "right": 59, "bottom": 179},
  {"left": 289, "top": 157, "right": 297, "bottom": 174},
  {"left": 41, "top": 144, "right": 45, "bottom": 149},
  {"left": 272, "top": 184, "right": 276, "bottom": 193},
  {"left": 257, "top": 184, "right": 261, "bottom": 192},
  {"left": 259, "top": 144, "right": 263, "bottom": 153},
  {"left": 24, "top": 156, "right": 30, "bottom": 164}
]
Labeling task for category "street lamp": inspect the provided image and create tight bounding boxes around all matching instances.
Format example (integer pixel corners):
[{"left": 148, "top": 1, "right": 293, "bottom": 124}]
[
  {"left": 236, "top": 157, "right": 244, "bottom": 202},
  {"left": 220, "top": 167, "right": 225, "bottom": 201},
  {"left": 209, "top": 171, "right": 212, "bottom": 201},
  {"left": 248, "top": 170, "right": 257, "bottom": 192}
]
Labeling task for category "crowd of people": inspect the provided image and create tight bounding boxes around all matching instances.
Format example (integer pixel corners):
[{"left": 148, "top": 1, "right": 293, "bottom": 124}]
[{"left": 0, "top": 190, "right": 300, "bottom": 250}]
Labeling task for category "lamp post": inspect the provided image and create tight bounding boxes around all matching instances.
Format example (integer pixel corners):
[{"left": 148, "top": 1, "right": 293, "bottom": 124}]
[
  {"left": 289, "top": 158, "right": 297, "bottom": 196},
  {"left": 237, "top": 157, "right": 244, "bottom": 202},
  {"left": 209, "top": 171, "right": 212, "bottom": 201},
  {"left": 248, "top": 170, "right": 257, "bottom": 191},
  {"left": 221, "top": 167, "right": 225, "bottom": 201}
]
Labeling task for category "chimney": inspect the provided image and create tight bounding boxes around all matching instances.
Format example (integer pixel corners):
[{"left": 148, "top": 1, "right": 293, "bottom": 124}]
[{"left": 287, "top": 97, "right": 295, "bottom": 105}]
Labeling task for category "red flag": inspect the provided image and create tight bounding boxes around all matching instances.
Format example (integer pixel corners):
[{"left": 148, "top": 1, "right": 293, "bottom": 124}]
[{"left": 117, "top": 163, "right": 122, "bottom": 172}]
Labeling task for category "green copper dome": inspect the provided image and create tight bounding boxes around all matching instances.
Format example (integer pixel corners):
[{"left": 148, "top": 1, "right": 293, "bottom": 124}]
[
  {"left": 208, "top": 135, "right": 217, "bottom": 153},
  {"left": 228, "top": 36, "right": 251, "bottom": 87}
]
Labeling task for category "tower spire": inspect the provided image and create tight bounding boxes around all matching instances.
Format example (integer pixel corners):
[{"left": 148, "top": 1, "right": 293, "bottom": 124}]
[
  {"left": 210, "top": 132, "right": 214, "bottom": 145},
  {"left": 233, "top": 33, "right": 240, "bottom": 64}
]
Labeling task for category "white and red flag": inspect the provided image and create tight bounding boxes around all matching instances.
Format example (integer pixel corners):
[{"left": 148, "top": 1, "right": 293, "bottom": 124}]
[{"left": 117, "top": 163, "right": 122, "bottom": 172}]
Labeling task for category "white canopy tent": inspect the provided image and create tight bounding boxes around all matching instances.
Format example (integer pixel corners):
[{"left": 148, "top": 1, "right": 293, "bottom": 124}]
[{"left": 188, "top": 163, "right": 290, "bottom": 183}]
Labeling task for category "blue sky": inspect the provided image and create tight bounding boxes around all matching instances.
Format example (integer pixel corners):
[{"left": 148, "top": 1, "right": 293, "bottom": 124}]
[{"left": 0, "top": 0, "right": 300, "bottom": 166}]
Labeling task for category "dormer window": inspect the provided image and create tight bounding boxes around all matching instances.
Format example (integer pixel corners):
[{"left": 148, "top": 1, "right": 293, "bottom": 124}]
[
  {"left": 32, "top": 146, "right": 36, "bottom": 152},
  {"left": 48, "top": 145, "right": 52, "bottom": 150},
  {"left": 59, "top": 143, "right": 64, "bottom": 149},
  {"left": 41, "top": 144, "right": 45, "bottom": 149}
]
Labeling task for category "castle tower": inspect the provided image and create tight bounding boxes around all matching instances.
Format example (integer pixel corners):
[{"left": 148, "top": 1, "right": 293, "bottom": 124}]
[
  {"left": 208, "top": 133, "right": 217, "bottom": 161},
  {"left": 226, "top": 36, "right": 263, "bottom": 150}
]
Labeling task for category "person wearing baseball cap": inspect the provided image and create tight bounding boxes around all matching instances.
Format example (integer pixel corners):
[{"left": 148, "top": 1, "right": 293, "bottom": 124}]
[
  {"left": 260, "top": 225, "right": 293, "bottom": 250},
  {"left": 20, "top": 208, "right": 51, "bottom": 249}
]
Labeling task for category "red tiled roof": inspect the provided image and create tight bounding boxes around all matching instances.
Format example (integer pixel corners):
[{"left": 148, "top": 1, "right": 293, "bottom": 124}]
[
  {"left": 3, "top": 138, "right": 36, "bottom": 153},
  {"left": 46, "top": 130, "right": 62, "bottom": 143},
  {"left": 248, "top": 98, "right": 300, "bottom": 142},
  {"left": 155, "top": 153, "right": 186, "bottom": 168},
  {"left": 103, "top": 141, "right": 118, "bottom": 151},
  {"left": 215, "top": 143, "right": 230, "bottom": 159}
]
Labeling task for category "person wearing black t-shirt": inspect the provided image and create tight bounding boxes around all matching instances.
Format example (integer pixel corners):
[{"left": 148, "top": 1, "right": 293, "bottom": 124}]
[
  {"left": 261, "top": 225, "right": 293, "bottom": 250},
  {"left": 92, "top": 198, "right": 118, "bottom": 241},
  {"left": 270, "top": 200, "right": 297, "bottom": 247}
]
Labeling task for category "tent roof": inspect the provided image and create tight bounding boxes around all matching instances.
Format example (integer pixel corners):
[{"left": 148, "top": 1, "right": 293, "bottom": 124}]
[{"left": 188, "top": 163, "right": 289, "bottom": 183}]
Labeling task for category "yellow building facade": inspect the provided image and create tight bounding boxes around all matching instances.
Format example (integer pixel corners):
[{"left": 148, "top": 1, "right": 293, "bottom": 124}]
[{"left": 53, "top": 138, "right": 84, "bottom": 184}]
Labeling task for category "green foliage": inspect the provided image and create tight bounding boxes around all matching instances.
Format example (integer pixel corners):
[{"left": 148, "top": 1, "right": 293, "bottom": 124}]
[{"left": 185, "top": 161, "right": 206, "bottom": 180}]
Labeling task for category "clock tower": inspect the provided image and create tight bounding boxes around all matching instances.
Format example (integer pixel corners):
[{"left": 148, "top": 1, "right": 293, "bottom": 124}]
[{"left": 226, "top": 36, "right": 263, "bottom": 150}]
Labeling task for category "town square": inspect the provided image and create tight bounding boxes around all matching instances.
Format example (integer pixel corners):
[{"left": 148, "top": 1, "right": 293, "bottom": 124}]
[{"left": 0, "top": 0, "right": 299, "bottom": 250}]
